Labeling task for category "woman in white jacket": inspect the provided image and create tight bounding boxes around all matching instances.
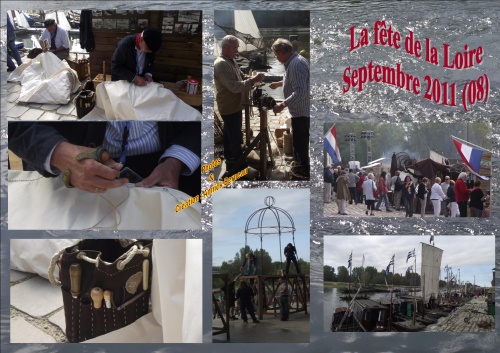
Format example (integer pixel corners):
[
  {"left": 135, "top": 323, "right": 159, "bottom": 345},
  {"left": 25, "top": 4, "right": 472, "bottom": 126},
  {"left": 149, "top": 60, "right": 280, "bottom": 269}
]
[
  {"left": 362, "top": 173, "right": 378, "bottom": 216},
  {"left": 430, "top": 177, "right": 447, "bottom": 217}
]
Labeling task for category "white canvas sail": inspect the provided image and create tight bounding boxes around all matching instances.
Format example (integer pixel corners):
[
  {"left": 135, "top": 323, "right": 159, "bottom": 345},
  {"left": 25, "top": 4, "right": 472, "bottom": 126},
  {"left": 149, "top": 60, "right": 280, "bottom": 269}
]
[
  {"left": 429, "top": 150, "right": 448, "bottom": 165},
  {"left": 234, "top": 10, "right": 261, "bottom": 51},
  {"left": 420, "top": 243, "right": 443, "bottom": 304},
  {"left": 13, "top": 11, "right": 30, "bottom": 29}
]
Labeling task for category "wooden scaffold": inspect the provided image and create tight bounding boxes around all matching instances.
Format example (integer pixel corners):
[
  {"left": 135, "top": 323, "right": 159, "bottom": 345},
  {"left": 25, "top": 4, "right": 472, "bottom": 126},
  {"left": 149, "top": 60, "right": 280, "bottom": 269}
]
[{"left": 212, "top": 273, "right": 230, "bottom": 340}]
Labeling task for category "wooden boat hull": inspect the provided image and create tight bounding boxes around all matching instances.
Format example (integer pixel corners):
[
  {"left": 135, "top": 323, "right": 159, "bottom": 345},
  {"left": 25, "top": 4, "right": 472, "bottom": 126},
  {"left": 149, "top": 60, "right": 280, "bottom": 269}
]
[{"left": 391, "top": 317, "right": 426, "bottom": 332}]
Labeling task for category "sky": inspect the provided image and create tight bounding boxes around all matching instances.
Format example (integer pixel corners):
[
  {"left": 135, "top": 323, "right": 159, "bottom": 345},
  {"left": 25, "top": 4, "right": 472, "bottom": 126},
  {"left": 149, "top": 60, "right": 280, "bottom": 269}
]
[
  {"left": 213, "top": 188, "right": 310, "bottom": 266},
  {"left": 324, "top": 235, "right": 494, "bottom": 287}
]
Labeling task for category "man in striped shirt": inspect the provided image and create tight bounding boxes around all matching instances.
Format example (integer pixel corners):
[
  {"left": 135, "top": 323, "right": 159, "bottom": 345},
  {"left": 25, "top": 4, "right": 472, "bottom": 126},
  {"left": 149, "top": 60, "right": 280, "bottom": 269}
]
[
  {"left": 8, "top": 121, "right": 200, "bottom": 197},
  {"left": 270, "top": 38, "right": 310, "bottom": 170}
]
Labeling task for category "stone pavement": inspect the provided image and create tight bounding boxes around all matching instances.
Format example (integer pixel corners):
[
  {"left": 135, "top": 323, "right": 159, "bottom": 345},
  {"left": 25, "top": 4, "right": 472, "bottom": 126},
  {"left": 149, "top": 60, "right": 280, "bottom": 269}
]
[
  {"left": 425, "top": 297, "right": 495, "bottom": 332},
  {"left": 324, "top": 200, "right": 411, "bottom": 218},
  {"left": 6, "top": 82, "right": 79, "bottom": 121},
  {"left": 212, "top": 310, "right": 310, "bottom": 343},
  {"left": 10, "top": 269, "right": 67, "bottom": 343},
  {"left": 322, "top": 198, "right": 455, "bottom": 218}
]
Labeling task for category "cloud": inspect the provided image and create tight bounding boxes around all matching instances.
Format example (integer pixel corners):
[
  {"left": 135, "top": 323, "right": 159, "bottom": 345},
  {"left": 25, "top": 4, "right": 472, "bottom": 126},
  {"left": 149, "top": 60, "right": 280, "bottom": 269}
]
[
  {"left": 324, "top": 235, "right": 494, "bottom": 286},
  {"left": 213, "top": 189, "right": 310, "bottom": 264}
]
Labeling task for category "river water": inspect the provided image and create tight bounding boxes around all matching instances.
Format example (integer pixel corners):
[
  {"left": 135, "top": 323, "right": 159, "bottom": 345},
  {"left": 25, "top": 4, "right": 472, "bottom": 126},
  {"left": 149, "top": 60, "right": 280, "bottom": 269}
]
[{"left": 1, "top": 1, "right": 499, "bottom": 353}]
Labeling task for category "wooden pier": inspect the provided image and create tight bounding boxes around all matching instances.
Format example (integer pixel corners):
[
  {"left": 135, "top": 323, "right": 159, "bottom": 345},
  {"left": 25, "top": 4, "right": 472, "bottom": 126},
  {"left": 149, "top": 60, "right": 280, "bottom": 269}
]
[{"left": 425, "top": 296, "right": 495, "bottom": 332}]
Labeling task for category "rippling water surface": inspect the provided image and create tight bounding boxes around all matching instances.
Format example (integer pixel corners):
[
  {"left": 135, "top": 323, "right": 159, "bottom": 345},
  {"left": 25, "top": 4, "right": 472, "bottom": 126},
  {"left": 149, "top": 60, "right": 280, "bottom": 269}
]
[{"left": 1, "top": 1, "right": 498, "bottom": 352}]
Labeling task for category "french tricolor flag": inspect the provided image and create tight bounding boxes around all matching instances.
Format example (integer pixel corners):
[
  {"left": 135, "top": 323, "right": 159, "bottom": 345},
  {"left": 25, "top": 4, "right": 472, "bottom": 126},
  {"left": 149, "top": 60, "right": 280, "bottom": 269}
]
[
  {"left": 324, "top": 125, "right": 341, "bottom": 164},
  {"left": 452, "top": 136, "right": 487, "bottom": 178}
]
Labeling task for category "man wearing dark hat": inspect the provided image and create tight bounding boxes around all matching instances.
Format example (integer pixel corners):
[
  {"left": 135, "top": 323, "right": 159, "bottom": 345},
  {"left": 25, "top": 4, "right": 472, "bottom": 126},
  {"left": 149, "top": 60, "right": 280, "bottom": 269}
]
[
  {"left": 39, "top": 19, "right": 70, "bottom": 60},
  {"left": 111, "top": 28, "right": 162, "bottom": 86}
]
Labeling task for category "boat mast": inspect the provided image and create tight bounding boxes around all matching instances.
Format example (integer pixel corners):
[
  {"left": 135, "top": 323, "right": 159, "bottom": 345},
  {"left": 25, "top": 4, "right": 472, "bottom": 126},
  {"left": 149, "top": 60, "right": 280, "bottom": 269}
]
[
  {"left": 389, "top": 255, "right": 394, "bottom": 332},
  {"left": 413, "top": 247, "right": 416, "bottom": 326},
  {"left": 422, "top": 272, "right": 425, "bottom": 318}
]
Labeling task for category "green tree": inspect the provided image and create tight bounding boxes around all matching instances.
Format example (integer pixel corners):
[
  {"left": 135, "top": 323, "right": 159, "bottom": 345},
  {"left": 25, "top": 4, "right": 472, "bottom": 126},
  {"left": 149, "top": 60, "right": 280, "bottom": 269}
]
[
  {"left": 364, "top": 266, "right": 378, "bottom": 285},
  {"left": 324, "top": 265, "right": 336, "bottom": 282},
  {"left": 296, "top": 258, "right": 310, "bottom": 276},
  {"left": 337, "top": 266, "right": 349, "bottom": 282},
  {"left": 352, "top": 266, "right": 363, "bottom": 283}
]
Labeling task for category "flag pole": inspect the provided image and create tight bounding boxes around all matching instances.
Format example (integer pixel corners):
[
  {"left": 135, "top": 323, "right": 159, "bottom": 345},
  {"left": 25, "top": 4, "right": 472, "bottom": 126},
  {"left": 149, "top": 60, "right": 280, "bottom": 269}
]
[
  {"left": 413, "top": 248, "right": 416, "bottom": 326},
  {"left": 451, "top": 135, "right": 492, "bottom": 153},
  {"left": 349, "top": 260, "right": 351, "bottom": 296},
  {"left": 389, "top": 255, "right": 394, "bottom": 332}
]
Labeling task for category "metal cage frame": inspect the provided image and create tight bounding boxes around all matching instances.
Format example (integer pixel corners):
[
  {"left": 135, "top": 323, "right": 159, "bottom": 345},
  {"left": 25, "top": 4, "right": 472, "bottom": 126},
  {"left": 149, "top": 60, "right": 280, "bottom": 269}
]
[{"left": 244, "top": 196, "right": 297, "bottom": 270}]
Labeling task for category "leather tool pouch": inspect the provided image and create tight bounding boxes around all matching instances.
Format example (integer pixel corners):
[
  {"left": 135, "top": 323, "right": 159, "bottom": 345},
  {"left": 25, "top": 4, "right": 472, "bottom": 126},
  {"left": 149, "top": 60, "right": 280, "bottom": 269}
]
[
  {"left": 49, "top": 239, "right": 153, "bottom": 342},
  {"left": 74, "top": 90, "right": 96, "bottom": 119}
]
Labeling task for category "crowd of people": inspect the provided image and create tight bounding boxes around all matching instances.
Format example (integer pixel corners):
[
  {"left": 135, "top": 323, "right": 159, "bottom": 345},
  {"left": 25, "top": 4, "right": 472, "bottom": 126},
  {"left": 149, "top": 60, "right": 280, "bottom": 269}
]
[{"left": 324, "top": 166, "right": 490, "bottom": 218}]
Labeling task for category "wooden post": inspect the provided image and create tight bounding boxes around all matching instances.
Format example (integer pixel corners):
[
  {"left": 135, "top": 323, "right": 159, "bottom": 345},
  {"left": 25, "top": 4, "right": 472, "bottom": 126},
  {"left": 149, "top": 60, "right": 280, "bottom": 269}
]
[
  {"left": 259, "top": 107, "right": 267, "bottom": 180},
  {"left": 258, "top": 276, "right": 264, "bottom": 320},
  {"left": 245, "top": 105, "right": 251, "bottom": 146}
]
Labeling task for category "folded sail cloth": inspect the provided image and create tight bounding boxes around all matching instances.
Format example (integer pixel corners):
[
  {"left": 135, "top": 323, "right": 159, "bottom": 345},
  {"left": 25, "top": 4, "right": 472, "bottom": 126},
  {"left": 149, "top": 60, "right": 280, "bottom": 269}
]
[
  {"left": 7, "top": 52, "right": 80, "bottom": 104},
  {"left": 82, "top": 81, "right": 202, "bottom": 121},
  {"left": 10, "top": 239, "right": 79, "bottom": 279},
  {"left": 8, "top": 170, "right": 201, "bottom": 230}
]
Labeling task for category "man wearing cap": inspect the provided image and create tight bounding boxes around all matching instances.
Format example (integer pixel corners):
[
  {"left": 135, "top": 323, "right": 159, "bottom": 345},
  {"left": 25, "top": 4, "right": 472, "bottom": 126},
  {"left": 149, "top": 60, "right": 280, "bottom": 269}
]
[
  {"left": 111, "top": 28, "right": 162, "bottom": 86},
  {"left": 39, "top": 19, "right": 70, "bottom": 60}
]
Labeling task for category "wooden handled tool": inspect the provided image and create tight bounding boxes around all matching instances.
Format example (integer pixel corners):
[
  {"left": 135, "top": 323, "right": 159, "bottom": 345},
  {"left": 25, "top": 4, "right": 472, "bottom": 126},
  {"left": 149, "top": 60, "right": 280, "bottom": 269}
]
[
  {"left": 69, "top": 263, "right": 81, "bottom": 298},
  {"left": 103, "top": 290, "right": 112, "bottom": 309},
  {"left": 91, "top": 287, "right": 104, "bottom": 309},
  {"left": 143, "top": 259, "right": 150, "bottom": 291},
  {"left": 102, "top": 61, "right": 106, "bottom": 81}
]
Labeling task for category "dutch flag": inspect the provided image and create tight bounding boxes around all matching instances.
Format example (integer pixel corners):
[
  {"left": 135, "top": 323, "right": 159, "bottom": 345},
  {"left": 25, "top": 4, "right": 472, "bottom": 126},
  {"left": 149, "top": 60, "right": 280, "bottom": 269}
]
[{"left": 324, "top": 125, "right": 341, "bottom": 164}]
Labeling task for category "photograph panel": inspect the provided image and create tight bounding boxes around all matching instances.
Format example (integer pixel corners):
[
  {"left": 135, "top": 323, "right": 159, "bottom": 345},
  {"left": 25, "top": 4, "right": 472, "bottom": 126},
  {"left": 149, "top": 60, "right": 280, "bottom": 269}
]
[
  {"left": 212, "top": 188, "right": 310, "bottom": 343},
  {"left": 7, "top": 121, "right": 201, "bottom": 230},
  {"left": 10, "top": 238, "right": 203, "bottom": 343},
  {"left": 6, "top": 10, "right": 202, "bottom": 121},
  {"left": 213, "top": 11, "right": 310, "bottom": 181},
  {"left": 324, "top": 235, "right": 495, "bottom": 332}
]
